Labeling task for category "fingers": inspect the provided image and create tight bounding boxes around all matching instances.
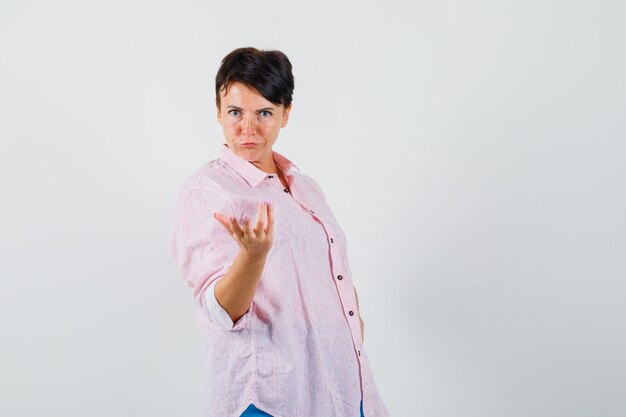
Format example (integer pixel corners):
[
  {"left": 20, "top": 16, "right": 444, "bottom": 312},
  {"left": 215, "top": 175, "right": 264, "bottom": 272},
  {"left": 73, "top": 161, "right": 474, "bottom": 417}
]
[
  {"left": 213, "top": 212, "right": 245, "bottom": 239},
  {"left": 254, "top": 201, "right": 268, "bottom": 235},
  {"left": 213, "top": 212, "right": 232, "bottom": 233},
  {"left": 240, "top": 213, "right": 253, "bottom": 235},
  {"left": 214, "top": 200, "right": 274, "bottom": 241},
  {"left": 266, "top": 201, "right": 274, "bottom": 237},
  {"left": 215, "top": 212, "right": 249, "bottom": 240}
]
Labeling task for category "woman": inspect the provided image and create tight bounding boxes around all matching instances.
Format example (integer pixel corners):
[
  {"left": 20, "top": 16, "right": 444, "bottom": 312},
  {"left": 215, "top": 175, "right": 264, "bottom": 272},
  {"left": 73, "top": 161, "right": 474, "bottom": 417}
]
[{"left": 168, "top": 47, "right": 389, "bottom": 417}]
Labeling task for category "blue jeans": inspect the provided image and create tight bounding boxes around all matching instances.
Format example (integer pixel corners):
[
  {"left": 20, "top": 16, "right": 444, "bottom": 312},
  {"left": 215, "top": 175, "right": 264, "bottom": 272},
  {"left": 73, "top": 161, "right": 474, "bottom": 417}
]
[
  {"left": 240, "top": 404, "right": 272, "bottom": 416},
  {"left": 240, "top": 398, "right": 365, "bottom": 416}
]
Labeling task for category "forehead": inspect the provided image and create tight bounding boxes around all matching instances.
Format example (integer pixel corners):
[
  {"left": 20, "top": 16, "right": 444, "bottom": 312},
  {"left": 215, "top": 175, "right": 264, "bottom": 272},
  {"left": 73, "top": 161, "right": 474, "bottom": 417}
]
[{"left": 220, "top": 82, "right": 272, "bottom": 105}]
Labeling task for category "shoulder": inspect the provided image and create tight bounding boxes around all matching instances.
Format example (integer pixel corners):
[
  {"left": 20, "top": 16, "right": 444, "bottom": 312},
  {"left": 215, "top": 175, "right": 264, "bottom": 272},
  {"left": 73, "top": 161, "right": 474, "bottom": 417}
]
[
  {"left": 175, "top": 158, "right": 233, "bottom": 195},
  {"left": 171, "top": 159, "right": 238, "bottom": 214}
]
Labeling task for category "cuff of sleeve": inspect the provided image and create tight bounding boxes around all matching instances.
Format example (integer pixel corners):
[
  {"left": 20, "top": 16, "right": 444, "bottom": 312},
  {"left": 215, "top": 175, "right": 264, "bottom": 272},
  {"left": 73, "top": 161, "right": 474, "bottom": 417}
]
[{"left": 205, "top": 278, "right": 251, "bottom": 331}]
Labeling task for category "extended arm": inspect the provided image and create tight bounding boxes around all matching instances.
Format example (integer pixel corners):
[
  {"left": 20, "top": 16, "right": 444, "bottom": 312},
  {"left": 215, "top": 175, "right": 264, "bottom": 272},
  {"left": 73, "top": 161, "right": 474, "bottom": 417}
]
[
  {"left": 213, "top": 202, "right": 274, "bottom": 325},
  {"left": 214, "top": 250, "right": 267, "bottom": 324}
]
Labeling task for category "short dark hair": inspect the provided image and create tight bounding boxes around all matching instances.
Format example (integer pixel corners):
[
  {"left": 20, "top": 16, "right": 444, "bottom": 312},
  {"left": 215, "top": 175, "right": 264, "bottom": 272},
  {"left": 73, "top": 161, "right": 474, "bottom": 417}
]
[{"left": 215, "top": 47, "right": 295, "bottom": 109}]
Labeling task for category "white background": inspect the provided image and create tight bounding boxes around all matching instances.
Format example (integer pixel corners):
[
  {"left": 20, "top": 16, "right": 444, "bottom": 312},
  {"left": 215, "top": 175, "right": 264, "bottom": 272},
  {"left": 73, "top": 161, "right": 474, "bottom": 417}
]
[{"left": 1, "top": 0, "right": 625, "bottom": 416}]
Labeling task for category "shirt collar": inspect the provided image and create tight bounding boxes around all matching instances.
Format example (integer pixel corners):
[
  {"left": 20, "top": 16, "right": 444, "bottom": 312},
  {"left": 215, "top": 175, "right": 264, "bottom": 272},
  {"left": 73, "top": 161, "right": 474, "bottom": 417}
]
[{"left": 217, "top": 143, "right": 300, "bottom": 188}]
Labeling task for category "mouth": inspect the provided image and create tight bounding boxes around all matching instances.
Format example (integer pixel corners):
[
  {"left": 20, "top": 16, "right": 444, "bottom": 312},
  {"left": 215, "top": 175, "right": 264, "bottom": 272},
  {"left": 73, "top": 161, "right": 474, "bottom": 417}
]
[{"left": 240, "top": 143, "right": 258, "bottom": 147}]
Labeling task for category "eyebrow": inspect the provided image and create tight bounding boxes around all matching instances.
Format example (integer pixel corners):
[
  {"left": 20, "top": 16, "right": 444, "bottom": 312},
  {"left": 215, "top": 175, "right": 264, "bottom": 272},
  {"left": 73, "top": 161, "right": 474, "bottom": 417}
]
[{"left": 226, "top": 105, "right": 275, "bottom": 112}]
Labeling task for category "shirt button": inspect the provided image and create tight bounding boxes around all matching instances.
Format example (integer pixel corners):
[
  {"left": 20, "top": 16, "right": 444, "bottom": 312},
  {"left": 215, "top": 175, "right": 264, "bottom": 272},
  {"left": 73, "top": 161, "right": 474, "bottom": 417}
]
[
  {"left": 337, "top": 275, "right": 343, "bottom": 280},
  {"left": 330, "top": 237, "right": 334, "bottom": 243},
  {"left": 284, "top": 188, "right": 289, "bottom": 193},
  {"left": 268, "top": 175, "right": 274, "bottom": 178},
  {"left": 358, "top": 350, "right": 361, "bottom": 356},
  {"left": 310, "top": 209, "right": 315, "bottom": 214},
  {"left": 349, "top": 310, "right": 354, "bottom": 316}
]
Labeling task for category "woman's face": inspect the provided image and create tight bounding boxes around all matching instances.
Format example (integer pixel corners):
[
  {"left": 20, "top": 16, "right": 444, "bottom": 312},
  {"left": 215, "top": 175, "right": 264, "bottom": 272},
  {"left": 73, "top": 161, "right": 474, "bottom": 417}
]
[{"left": 217, "top": 81, "right": 291, "bottom": 164}]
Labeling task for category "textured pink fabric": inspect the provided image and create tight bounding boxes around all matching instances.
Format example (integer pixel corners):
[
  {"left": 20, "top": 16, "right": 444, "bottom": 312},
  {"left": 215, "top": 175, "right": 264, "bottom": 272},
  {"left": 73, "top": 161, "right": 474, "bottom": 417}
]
[{"left": 168, "top": 143, "right": 390, "bottom": 417}]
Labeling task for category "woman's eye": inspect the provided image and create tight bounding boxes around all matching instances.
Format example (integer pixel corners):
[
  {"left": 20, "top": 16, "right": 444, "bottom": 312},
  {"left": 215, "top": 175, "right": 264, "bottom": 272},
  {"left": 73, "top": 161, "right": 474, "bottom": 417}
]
[
  {"left": 228, "top": 110, "right": 240, "bottom": 117},
  {"left": 260, "top": 111, "right": 272, "bottom": 118}
]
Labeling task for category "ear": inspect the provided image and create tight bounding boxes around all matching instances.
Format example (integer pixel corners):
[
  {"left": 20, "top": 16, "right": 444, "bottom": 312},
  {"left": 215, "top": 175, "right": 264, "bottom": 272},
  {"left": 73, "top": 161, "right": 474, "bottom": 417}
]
[
  {"left": 281, "top": 103, "right": 292, "bottom": 128},
  {"left": 216, "top": 100, "right": 222, "bottom": 126}
]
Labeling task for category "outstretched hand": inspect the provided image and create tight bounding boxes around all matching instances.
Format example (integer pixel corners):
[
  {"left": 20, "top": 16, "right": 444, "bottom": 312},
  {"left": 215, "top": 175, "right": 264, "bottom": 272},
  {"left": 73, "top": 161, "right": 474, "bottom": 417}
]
[{"left": 213, "top": 200, "right": 274, "bottom": 259}]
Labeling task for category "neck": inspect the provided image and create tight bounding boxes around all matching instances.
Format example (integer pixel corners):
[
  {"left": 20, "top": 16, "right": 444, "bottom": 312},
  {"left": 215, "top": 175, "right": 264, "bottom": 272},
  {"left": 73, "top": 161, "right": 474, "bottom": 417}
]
[{"left": 252, "top": 158, "right": 279, "bottom": 174}]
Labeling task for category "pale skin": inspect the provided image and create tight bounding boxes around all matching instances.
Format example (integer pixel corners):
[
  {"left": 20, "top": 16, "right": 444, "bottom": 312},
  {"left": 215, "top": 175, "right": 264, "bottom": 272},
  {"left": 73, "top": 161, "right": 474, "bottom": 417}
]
[{"left": 212, "top": 82, "right": 364, "bottom": 342}]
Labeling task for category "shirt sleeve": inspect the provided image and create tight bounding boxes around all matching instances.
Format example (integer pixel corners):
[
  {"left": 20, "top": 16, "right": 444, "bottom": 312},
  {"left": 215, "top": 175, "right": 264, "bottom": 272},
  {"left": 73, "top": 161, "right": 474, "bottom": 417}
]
[
  {"left": 168, "top": 184, "right": 251, "bottom": 331},
  {"left": 204, "top": 277, "right": 248, "bottom": 330}
]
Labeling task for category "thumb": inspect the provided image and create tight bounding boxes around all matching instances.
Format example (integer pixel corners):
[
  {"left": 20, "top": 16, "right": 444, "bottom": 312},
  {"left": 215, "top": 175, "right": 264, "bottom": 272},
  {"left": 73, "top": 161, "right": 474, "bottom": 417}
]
[{"left": 212, "top": 212, "right": 231, "bottom": 231}]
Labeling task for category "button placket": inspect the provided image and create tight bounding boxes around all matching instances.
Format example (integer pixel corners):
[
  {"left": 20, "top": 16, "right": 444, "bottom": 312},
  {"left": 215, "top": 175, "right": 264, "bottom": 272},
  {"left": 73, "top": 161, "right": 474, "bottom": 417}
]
[
  {"left": 330, "top": 239, "right": 356, "bottom": 332},
  {"left": 292, "top": 195, "right": 361, "bottom": 349},
  {"left": 319, "top": 223, "right": 356, "bottom": 328}
]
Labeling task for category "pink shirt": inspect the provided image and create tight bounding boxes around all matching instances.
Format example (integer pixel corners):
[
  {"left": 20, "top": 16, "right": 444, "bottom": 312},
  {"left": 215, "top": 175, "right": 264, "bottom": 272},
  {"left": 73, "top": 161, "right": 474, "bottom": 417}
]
[{"left": 168, "top": 143, "right": 390, "bottom": 417}]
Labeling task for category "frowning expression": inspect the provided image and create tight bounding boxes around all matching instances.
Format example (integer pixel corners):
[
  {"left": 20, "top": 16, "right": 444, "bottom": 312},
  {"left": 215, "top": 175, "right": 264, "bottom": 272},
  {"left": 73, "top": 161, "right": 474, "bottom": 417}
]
[{"left": 216, "top": 81, "right": 292, "bottom": 163}]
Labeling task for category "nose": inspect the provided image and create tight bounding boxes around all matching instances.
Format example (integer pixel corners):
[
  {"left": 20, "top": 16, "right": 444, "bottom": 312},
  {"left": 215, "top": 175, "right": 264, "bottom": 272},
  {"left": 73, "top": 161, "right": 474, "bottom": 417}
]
[{"left": 241, "top": 115, "right": 257, "bottom": 137}]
